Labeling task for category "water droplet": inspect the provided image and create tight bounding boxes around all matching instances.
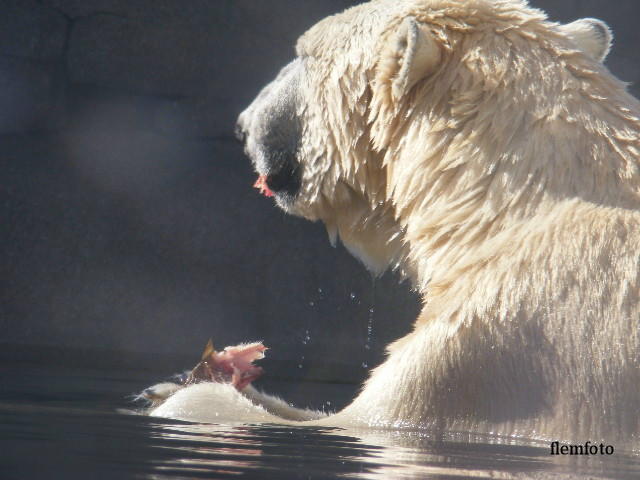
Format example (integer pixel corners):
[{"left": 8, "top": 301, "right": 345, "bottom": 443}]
[
  {"left": 318, "top": 288, "right": 323, "bottom": 293},
  {"left": 302, "top": 329, "right": 311, "bottom": 345},
  {"left": 362, "top": 282, "right": 376, "bottom": 371},
  {"left": 309, "top": 301, "right": 315, "bottom": 307},
  {"left": 298, "top": 364, "right": 303, "bottom": 369}
]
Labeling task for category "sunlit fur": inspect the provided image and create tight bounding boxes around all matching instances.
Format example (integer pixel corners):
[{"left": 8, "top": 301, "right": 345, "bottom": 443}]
[{"left": 153, "top": 0, "right": 639, "bottom": 445}]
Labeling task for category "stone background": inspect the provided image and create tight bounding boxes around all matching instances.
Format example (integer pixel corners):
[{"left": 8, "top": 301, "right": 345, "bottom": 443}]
[{"left": 2, "top": 1, "right": 639, "bottom": 386}]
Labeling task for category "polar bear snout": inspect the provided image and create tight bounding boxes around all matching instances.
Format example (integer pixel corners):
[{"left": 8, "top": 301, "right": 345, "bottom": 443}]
[
  {"left": 262, "top": 150, "right": 301, "bottom": 196},
  {"left": 236, "top": 112, "right": 303, "bottom": 201},
  {"left": 236, "top": 59, "right": 305, "bottom": 203},
  {"left": 234, "top": 121, "right": 246, "bottom": 144}
]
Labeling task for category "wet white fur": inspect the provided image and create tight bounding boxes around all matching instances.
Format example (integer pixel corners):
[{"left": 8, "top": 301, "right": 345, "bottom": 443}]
[
  {"left": 152, "top": 0, "right": 640, "bottom": 445},
  {"left": 151, "top": 384, "right": 325, "bottom": 423}
]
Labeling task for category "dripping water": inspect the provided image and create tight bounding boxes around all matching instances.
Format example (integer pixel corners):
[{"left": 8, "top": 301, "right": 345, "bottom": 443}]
[
  {"left": 300, "top": 287, "right": 322, "bottom": 369},
  {"left": 362, "top": 278, "right": 376, "bottom": 369}
]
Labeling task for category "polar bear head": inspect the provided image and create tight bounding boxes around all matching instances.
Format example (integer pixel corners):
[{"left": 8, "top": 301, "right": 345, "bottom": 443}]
[{"left": 237, "top": 0, "right": 620, "bottom": 276}]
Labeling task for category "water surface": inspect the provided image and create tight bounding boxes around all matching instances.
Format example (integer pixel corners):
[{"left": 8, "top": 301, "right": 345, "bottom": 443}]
[{"left": 1, "top": 354, "right": 638, "bottom": 479}]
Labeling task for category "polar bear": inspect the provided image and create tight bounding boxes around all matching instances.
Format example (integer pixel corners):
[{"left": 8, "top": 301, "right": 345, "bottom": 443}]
[{"left": 153, "top": 0, "right": 640, "bottom": 444}]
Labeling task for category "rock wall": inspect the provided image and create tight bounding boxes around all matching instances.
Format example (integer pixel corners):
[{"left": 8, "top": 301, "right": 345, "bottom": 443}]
[{"left": 2, "top": 1, "right": 639, "bottom": 384}]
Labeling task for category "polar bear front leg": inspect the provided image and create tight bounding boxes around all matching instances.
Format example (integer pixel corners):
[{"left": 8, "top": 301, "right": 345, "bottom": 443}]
[{"left": 341, "top": 310, "right": 557, "bottom": 435}]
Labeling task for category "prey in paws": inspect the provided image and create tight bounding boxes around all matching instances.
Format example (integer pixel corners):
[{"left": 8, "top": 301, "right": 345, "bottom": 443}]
[
  {"left": 139, "top": 340, "right": 267, "bottom": 406},
  {"left": 140, "top": 340, "right": 325, "bottom": 423}
]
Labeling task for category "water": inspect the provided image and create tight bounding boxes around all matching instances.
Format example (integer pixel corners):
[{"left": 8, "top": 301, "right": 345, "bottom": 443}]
[
  {"left": 363, "top": 279, "right": 376, "bottom": 369},
  {"left": 2, "top": 354, "right": 639, "bottom": 479}
]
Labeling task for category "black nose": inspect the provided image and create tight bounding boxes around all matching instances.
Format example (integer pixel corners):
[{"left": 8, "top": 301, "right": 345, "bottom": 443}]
[
  {"left": 264, "top": 150, "right": 301, "bottom": 197},
  {"left": 234, "top": 122, "right": 246, "bottom": 143}
]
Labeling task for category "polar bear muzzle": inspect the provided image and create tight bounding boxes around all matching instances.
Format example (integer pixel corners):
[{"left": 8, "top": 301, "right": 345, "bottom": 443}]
[
  {"left": 236, "top": 58, "right": 304, "bottom": 203},
  {"left": 262, "top": 150, "right": 301, "bottom": 197}
]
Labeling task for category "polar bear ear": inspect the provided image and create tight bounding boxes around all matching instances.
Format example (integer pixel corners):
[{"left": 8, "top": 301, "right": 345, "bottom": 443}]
[
  {"left": 379, "top": 17, "right": 441, "bottom": 102},
  {"left": 559, "top": 18, "right": 613, "bottom": 62}
]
